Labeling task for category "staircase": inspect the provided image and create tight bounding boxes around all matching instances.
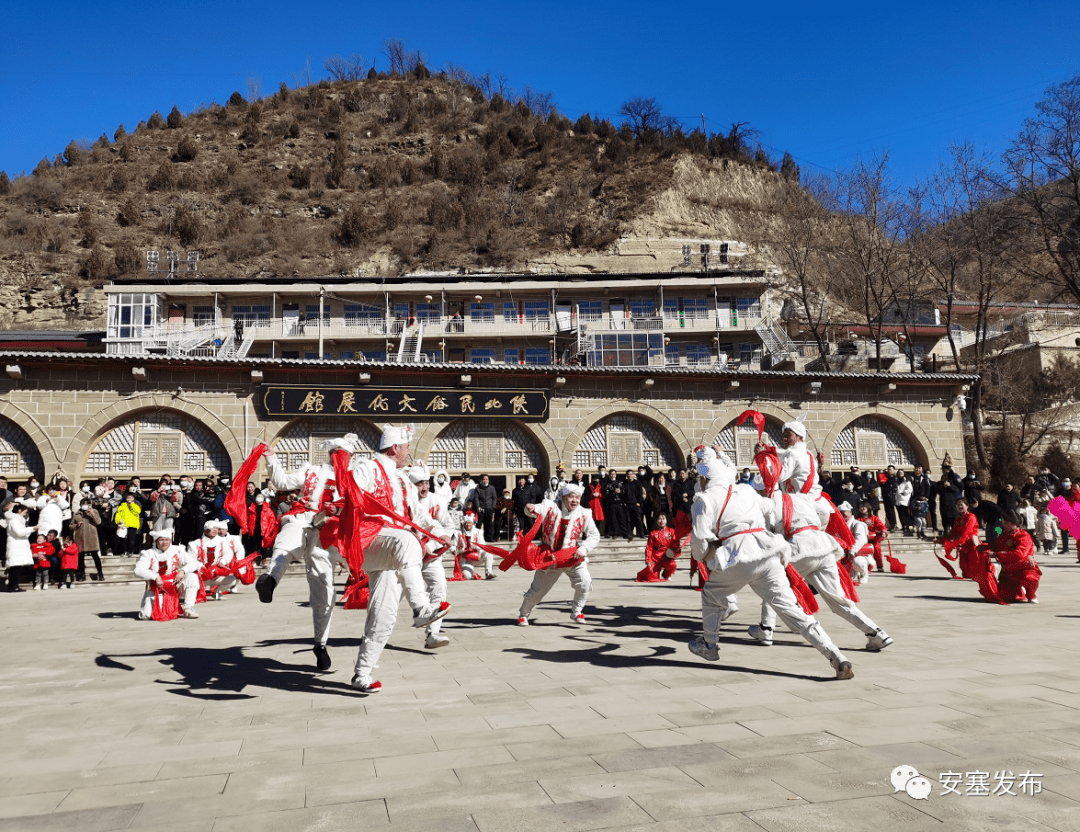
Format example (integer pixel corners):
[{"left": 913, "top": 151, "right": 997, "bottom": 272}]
[
  {"left": 395, "top": 322, "right": 425, "bottom": 363},
  {"left": 754, "top": 315, "right": 797, "bottom": 365},
  {"left": 234, "top": 326, "right": 258, "bottom": 359}
]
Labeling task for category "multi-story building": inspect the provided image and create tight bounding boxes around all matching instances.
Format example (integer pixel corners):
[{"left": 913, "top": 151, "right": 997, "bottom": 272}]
[{"left": 0, "top": 248, "right": 974, "bottom": 489}]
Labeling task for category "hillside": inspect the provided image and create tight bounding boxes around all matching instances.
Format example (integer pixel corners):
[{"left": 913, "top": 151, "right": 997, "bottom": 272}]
[{"left": 0, "top": 74, "right": 789, "bottom": 329}]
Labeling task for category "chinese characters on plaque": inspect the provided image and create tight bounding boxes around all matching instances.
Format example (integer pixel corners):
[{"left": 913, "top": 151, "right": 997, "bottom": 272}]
[{"left": 261, "top": 386, "right": 549, "bottom": 422}]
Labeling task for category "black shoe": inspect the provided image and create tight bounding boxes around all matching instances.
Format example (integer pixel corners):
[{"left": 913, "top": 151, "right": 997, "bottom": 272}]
[
  {"left": 255, "top": 574, "right": 277, "bottom": 603},
  {"left": 313, "top": 644, "right": 331, "bottom": 671}
]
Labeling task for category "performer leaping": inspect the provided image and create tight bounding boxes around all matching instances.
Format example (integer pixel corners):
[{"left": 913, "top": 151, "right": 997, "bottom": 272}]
[
  {"left": 334, "top": 425, "right": 454, "bottom": 694},
  {"left": 687, "top": 448, "right": 854, "bottom": 680},
  {"left": 252, "top": 443, "right": 341, "bottom": 671}
]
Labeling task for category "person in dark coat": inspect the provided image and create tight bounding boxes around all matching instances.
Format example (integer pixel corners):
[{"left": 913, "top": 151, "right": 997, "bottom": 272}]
[
  {"left": 624, "top": 470, "right": 647, "bottom": 539},
  {"left": 472, "top": 474, "right": 498, "bottom": 542},
  {"left": 603, "top": 470, "right": 626, "bottom": 539},
  {"left": 997, "top": 482, "right": 1020, "bottom": 514},
  {"left": 936, "top": 475, "right": 961, "bottom": 533},
  {"left": 911, "top": 465, "right": 937, "bottom": 532}
]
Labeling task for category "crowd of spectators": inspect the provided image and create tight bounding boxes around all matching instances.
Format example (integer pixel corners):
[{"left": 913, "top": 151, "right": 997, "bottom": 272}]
[{"left": 5, "top": 454, "right": 1074, "bottom": 592}]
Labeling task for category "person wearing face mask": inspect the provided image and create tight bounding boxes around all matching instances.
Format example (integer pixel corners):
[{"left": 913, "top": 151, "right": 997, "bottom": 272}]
[
  {"left": 544, "top": 475, "right": 561, "bottom": 503},
  {"left": 433, "top": 469, "right": 452, "bottom": 509},
  {"left": 602, "top": 470, "right": 627, "bottom": 539},
  {"left": 453, "top": 473, "right": 475, "bottom": 509},
  {"left": 244, "top": 490, "right": 280, "bottom": 565},
  {"left": 522, "top": 474, "right": 544, "bottom": 507}
]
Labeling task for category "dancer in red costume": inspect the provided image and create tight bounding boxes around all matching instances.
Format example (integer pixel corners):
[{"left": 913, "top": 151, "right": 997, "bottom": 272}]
[
  {"left": 990, "top": 510, "right": 1041, "bottom": 603},
  {"left": 635, "top": 513, "right": 680, "bottom": 582},
  {"left": 337, "top": 425, "right": 454, "bottom": 693},
  {"left": 937, "top": 498, "right": 980, "bottom": 579},
  {"left": 453, "top": 512, "right": 485, "bottom": 581},
  {"left": 134, "top": 528, "right": 202, "bottom": 620},
  {"left": 856, "top": 503, "right": 887, "bottom": 571},
  {"left": 515, "top": 482, "right": 599, "bottom": 625}
]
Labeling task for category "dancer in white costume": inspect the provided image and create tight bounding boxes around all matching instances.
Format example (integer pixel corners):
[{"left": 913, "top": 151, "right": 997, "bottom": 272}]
[
  {"left": 516, "top": 482, "right": 600, "bottom": 625},
  {"left": 687, "top": 449, "right": 854, "bottom": 679}
]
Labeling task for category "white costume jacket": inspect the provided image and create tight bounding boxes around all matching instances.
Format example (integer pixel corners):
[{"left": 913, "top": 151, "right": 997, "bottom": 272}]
[
  {"left": 266, "top": 456, "right": 335, "bottom": 520},
  {"left": 845, "top": 515, "right": 869, "bottom": 552},
  {"left": 134, "top": 544, "right": 201, "bottom": 582},
  {"left": 691, "top": 481, "right": 788, "bottom": 570},
  {"left": 768, "top": 493, "right": 840, "bottom": 563},
  {"left": 4, "top": 511, "right": 35, "bottom": 567},
  {"left": 525, "top": 499, "right": 600, "bottom": 559}
]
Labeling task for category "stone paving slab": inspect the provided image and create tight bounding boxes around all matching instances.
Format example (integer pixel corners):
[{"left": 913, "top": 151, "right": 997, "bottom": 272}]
[{"left": 2, "top": 548, "right": 1080, "bottom": 830}]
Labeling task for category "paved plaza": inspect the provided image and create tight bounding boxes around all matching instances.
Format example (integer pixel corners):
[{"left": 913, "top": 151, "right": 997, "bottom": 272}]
[{"left": 3, "top": 547, "right": 1080, "bottom": 831}]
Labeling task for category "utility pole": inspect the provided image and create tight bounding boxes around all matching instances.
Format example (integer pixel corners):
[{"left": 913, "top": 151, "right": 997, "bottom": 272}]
[{"left": 701, "top": 113, "right": 706, "bottom": 135}]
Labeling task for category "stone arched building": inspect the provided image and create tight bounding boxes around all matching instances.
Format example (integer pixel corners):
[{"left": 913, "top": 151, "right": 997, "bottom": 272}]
[{"left": 0, "top": 351, "right": 974, "bottom": 487}]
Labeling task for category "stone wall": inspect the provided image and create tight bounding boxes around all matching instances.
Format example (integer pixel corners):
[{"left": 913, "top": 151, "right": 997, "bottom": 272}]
[{"left": 0, "top": 356, "right": 969, "bottom": 482}]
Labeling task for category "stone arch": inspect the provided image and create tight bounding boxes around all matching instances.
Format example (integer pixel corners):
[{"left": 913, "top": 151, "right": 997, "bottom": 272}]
[
  {"left": 0, "top": 400, "right": 56, "bottom": 478},
  {"left": 419, "top": 419, "right": 550, "bottom": 482},
  {"left": 704, "top": 403, "right": 802, "bottom": 452},
  {"left": 564, "top": 405, "right": 687, "bottom": 473},
  {"left": 63, "top": 395, "right": 244, "bottom": 478},
  {"left": 561, "top": 402, "right": 691, "bottom": 468},
  {"left": 412, "top": 419, "right": 559, "bottom": 474},
  {"left": 822, "top": 407, "right": 935, "bottom": 471},
  {"left": 710, "top": 412, "right": 788, "bottom": 469},
  {"left": 268, "top": 416, "right": 383, "bottom": 470}
]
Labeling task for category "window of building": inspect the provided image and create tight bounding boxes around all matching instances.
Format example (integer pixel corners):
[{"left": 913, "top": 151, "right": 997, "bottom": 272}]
[
  {"left": 470, "top": 348, "right": 497, "bottom": 364},
  {"left": 191, "top": 305, "right": 215, "bottom": 327},
  {"left": 740, "top": 342, "right": 762, "bottom": 365},
  {"left": 685, "top": 344, "right": 712, "bottom": 365},
  {"left": 524, "top": 348, "right": 550, "bottom": 365},
  {"left": 503, "top": 348, "right": 520, "bottom": 364},
  {"left": 717, "top": 342, "right": 734, "bottom": 366},
  {"left": 578, "top": 300, "right": 602, "bottom": 322},
  {"left": 665, "top": 343, "right": 681, "bottom": 364},
  {"left": 344, "top": 303, "right": 382, "bottom": 327},
  {"left": 415, "top": 303, "right": 440, "bottom": 323},
  {"left": 502, "top": 301, "right": 519, "bottom": 322},
  {"left": 108, "top": 293, "right": 161, "bottom": 340},
  {"left": 362, "top": 350, "right": 386, "bottom": 361},
  {"left": 304, "top": 305, "right": 330, "bottom": 326},
  {"left": 630, "top": 299, "right": 656, "bottom": 318},
  {"left": 588, "top": 333, "right": 664, "bottom": 367},
  {"left": 338, "top": 351, "right": 355, "bottom": 361},
  {"left": 471, "top": 302, "right": 495, "bottom": 324},
  {"left": 683, "top": 298, "right": 708, "bottom": 319},
  {"left": 233, "top": 304, "right": 271, "bottom": 328},
  {"left": 736, "top": 297, "right": 761, "bottom": 319},
  {"left": 524, "top": 300, "right": 550, "bottom": 322}
]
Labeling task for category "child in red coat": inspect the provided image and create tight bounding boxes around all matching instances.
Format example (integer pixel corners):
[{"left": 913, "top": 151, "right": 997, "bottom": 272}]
[
  {"left": 31, "top": 534, "right": 51, "bottom": 590},
  {"left": 60, "top": 534, "right": 79, "bottom": 589}
]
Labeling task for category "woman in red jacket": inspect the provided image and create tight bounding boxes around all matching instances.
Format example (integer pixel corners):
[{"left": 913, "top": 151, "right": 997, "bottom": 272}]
[
  {"left": 992, "top": 511, "right": 1041, "bottom": 603},
  {"left": 937, "top": 499, "right": 980, "bottom": 579},
  {"left": 635, "top": 513, "right": 679, "bottom": 582}
]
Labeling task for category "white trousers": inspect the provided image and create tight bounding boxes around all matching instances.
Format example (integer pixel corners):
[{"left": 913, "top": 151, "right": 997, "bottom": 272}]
[
  {"left": 139, "top": 573, "right": 199, "bottom": 617},
  {"left": 422, "top": 555, "right": 448, "bottom": 636},
  {"left": 267, "top": 516, "right": 339, "bottom": 647},
  {"left": 353, "top": 528, "right": 434, "bottom": 678},
  {"left": 760, "top": 554, "right": 879, "bottom": 635},
  {"left": 519, "top": 561, "right": 592, "bottom": 618},
  {"left": 701, "top": 556, "right": 845, "bottom": 666}
]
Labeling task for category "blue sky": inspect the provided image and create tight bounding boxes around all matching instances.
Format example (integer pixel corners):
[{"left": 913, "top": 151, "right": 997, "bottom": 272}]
[{"left": 2, "top": 1, "right": 1078, "bottom": 187}]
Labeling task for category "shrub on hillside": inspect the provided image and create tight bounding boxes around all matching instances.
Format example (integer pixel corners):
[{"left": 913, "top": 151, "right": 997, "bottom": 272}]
[
  {"left": 116, "top": 198, "right": 141, "bottom": 227},
  {"left": 171, "top": 205, "right": 203, "bottom": 247},
  {"left": 173, "top": 136, "right": 198, "bottom": 163},
  {"left": 112, "top": 240, "right": 142, "bottom": 275},
  {"left": 0, "top": 171, "right": 10, "bottom": 195},
  {"left": 335, "top": 204, "right": 367, "bottom": 248},
  {"left": 147, "top": 111, "right": 166, "bottom": 130},
  {"left": 146, "top": 162, "right": 176, "bottom": 192},
  {"left": 167, "top": 106, "right": 183, "bottom": 129}
]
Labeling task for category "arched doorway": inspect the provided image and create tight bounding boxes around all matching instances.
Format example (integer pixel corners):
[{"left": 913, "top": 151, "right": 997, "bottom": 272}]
[
  {"left": 271, "top": 417, "right": 382, "bottom": 470},
  {"left": 426, "top": 419, "right": 545, "bottom": 479},
  {"left": 0, "top": 417, "right": 44, "bottom": 479},
  {"left": 830, "top": 416, "right": 925, "bottom": 470},
  {"left": 572, "top": 413, "right": 682, "bottom": 472},
  {"left": 714, "top": 416, "right": 784, "bottom": 468},
  {"left": 82, "top": 410, "right": 231, "bottom": 480}
]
